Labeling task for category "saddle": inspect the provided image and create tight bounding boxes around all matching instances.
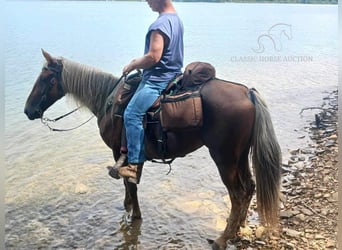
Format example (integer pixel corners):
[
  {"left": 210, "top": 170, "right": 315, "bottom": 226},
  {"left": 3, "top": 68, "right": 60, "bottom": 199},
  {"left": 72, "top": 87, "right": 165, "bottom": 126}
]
[
  {"left": 110, "top": 61, "right": 215, "bottom": 129},
  {"left": 109, "top": 61, "right": 216, "bottom": 159}
]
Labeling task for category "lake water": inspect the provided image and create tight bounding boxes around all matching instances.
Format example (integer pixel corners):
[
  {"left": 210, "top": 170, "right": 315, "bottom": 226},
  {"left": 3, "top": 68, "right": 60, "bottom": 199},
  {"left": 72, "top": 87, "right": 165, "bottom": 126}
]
[{"left": 4, "top": 1, "right": 338, "bottom": 249}]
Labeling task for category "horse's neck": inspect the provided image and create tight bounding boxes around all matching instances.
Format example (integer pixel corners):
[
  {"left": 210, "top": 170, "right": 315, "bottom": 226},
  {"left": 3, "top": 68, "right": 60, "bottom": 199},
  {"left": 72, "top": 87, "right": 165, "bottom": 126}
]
[{"left": 61, "top": 58, "right": 119, "bottom": 116}]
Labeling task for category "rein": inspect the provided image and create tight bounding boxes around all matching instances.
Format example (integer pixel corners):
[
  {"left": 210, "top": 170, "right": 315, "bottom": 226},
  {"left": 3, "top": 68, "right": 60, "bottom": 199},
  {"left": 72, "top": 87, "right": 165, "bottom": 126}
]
[{"left": 41, "top": 107, "right": 95, "bottom": 132}]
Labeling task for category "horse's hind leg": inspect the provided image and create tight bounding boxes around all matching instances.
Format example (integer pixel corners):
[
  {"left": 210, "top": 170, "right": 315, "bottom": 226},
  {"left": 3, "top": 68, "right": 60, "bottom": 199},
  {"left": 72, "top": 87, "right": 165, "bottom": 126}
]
[
  {"left": 236, "top": 148, "right": 255, "bottom": 228},
  {"left": 211, "top": 148, "right": 255, "bottom": 249}
]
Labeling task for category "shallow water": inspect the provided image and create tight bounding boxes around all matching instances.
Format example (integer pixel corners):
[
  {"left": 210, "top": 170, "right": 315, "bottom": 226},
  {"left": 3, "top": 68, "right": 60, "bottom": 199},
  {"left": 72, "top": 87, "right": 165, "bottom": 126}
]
[{"left": 5, "top": 1, "right": 338, "bottom": 249}]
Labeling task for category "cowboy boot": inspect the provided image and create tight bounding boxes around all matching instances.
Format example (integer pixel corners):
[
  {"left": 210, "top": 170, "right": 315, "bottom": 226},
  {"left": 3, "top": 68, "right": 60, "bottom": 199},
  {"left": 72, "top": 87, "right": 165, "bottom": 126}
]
[
  {"left": 107, "top": 153, "right": 128, "bottom": 179},
  {"left": 118, "top": 163, "right": 144, "bottom": 184}
]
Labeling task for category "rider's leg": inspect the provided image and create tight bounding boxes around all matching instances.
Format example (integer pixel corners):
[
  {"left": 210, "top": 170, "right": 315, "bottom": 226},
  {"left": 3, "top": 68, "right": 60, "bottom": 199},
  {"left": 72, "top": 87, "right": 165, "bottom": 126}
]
[{"left": 119, "top": 81, "right": 168, "bottom": 184}]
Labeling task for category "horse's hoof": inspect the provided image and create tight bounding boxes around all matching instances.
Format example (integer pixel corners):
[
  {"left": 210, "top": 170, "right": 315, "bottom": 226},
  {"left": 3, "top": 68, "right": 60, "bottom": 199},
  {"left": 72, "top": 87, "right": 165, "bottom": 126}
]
[
  {"left": 208, "top": 238, "right": 227, "bottom": 250},
  {"left": 107, "top": 166, "right": 121, "bottom": 179},
  {"left": 211, "top": 241, "right": 227, "bottom": 250}
]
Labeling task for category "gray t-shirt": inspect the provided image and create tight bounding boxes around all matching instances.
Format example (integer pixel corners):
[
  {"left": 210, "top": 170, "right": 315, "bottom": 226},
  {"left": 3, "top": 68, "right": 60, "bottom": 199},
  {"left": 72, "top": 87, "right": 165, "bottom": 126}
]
[{"left": 142, "top": 13, "right": 184, "bottom": 83}]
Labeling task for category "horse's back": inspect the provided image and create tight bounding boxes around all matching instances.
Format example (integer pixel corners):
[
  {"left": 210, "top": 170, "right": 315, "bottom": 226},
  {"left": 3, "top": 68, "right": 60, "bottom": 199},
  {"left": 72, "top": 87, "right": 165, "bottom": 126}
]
[
  {"left": 200, "top": 79, "right": 255, "bottom": 152},
  {"left": 201, "top": 79, "right": 251, "bottom": 112}
]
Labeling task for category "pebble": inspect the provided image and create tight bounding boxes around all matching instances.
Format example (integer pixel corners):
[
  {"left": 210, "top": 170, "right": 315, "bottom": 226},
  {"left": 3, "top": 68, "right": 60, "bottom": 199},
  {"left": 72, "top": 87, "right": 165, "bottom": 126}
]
[
  {"left": 325, "top": 140, "right": 336, "bottom": 147},
  {"left": 332, "top": 192, "right": 338, "bottom": 201},
  {"left": 255, "top": 240, "right": 266, "bottom": 245},
  {"left": 298, "top": 156, "right": 306, "bottom": 161},
  {"left": 314, "top": 234, "right": 325, "bottom": 240},
  {"left": 301, "top": 148, "right": 313, "bottom": 154},
  {"left": 294, "top": 213, "right": 305, "bottom": 222},
  {"left": 323, "top": 193, "right": 331, "bottom": 198},
  {"left": 280, "top": 211, "right": 294, "bottom": 219},
  {"left": 285, "top": 242, "right": 295, "bottom": 249},
  {"left": 283, "top": 228, "right": 302, "bottom": 238},
  {"left": 314, "top": 193, "right": 322, "bottom": 198},
  {"left": 301, "top": 208, "right": 314, "bottom": 216},
  {"left": 290, "top": 149, "right": 300, "bottom": 155}
]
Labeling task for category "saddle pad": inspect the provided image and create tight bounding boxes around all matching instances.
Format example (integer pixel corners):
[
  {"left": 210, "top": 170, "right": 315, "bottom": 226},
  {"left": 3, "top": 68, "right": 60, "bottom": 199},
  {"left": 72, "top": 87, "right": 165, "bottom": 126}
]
[{"left": 160, "top": 90, "right": 202, "bottom": 130}]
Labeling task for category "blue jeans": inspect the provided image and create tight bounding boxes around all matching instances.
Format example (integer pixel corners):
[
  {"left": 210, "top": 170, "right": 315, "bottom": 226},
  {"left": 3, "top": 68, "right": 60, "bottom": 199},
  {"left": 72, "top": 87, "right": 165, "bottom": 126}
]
[{"left": 124, "top": 80, "right": 168, "bottom": 163}]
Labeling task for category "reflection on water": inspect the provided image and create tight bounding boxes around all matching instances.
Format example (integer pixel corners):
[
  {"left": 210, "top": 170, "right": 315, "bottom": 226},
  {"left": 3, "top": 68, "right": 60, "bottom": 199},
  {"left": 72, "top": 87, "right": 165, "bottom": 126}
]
[{"left": 5, "top": 1, "right": 337, "bottom": 249}]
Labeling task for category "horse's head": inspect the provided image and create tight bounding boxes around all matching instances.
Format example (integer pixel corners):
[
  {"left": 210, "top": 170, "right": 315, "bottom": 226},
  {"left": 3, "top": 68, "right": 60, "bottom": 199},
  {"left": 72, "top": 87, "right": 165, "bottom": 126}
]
[{"left": 24, "top": 49, "right": 65, "bottom": 120}]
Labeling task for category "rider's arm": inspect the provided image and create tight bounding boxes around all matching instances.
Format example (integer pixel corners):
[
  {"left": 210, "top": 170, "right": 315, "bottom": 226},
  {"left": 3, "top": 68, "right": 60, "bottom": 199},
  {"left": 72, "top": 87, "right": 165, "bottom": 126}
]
[{"left": 122, "top": 30, "right": 166, "bottom": 74}]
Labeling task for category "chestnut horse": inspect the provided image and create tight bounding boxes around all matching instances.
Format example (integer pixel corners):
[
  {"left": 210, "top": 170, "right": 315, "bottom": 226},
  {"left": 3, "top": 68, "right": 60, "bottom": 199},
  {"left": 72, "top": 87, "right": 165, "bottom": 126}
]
[{"left": 24, "top": 50, "right": 281, "bottom": 249}]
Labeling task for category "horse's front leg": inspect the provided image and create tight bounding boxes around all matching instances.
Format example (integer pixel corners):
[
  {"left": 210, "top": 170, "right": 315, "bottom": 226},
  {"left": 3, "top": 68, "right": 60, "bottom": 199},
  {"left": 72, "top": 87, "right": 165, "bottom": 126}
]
[
  {"left": 124, "top": 179, "right": 132, "bottom": 213},
  {"left": 124, "top": 178, "right": 141, "bottom": 220}
]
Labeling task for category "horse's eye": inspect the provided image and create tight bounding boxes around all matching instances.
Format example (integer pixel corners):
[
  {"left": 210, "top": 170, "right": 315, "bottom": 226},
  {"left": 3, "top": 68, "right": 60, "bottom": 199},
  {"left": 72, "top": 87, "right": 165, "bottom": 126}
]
[
  {"left": 39, "top": 75, "right": 48, "bottom": 83},
  {"left": 40, "top": 74, "right": 53, "bottom": 83}
]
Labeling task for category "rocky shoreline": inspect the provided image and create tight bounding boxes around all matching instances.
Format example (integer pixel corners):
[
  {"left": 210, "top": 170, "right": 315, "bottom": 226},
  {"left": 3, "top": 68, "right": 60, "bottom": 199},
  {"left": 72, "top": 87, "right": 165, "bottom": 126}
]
[{"left": 237, "top": 90, "right": 338, "bottom": 249}]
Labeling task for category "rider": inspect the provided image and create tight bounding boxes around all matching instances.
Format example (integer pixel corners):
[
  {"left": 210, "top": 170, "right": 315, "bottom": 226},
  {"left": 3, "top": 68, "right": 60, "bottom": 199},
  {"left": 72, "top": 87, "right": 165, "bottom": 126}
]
[{"left": 114, "top": 0, "right": 184, "bottom": 184}]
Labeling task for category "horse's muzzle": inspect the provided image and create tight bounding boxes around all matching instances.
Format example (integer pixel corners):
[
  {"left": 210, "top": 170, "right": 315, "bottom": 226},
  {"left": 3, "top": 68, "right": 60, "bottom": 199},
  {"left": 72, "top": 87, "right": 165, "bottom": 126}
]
[{"left": 24, "top": 106, "right": 41, "bottom": 120}]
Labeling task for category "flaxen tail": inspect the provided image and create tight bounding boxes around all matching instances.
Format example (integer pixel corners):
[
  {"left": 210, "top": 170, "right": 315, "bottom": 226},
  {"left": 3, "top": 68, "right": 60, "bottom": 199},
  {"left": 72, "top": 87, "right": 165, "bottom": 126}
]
[{"left": 249, "top": 88, "right": 281, "bottom": 227}]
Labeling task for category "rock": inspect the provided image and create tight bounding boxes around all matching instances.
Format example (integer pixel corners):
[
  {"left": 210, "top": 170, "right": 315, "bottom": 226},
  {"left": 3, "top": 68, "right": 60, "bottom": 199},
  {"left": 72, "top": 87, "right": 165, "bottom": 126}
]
[
  {"left": 298, "top": 156, "right": 306, "bottom": 161},
  {"left": 326, "top": 134, "right": 337, "bottom": 140},
  {"left": 295, "top": 161, "right": 304, "bottom": 169},
  {"left": 240, "top": 236, "right": 252, "bottom": 244},
  {"left": 280, "top": 211, "right": 294, "bottom": 219},
  {"left": 283, "top": 228, "right": 302, "bottom": 238},
  {"left": 304, "top": 229, "right": 315, "bottom": 233},
  {"left": 323, "top": 193, "right": 331, "bottom": 198},
  {"left": 314, "top": 234, "right": 325, "bottom": 240},
  {"left": 75, "top": 183, "right": 89, "bottom": 194},
  {"left": 290, "top": 149, "right": 300, "bottom": 155},
  {"left": 332, "top": 192, "right": 338, "bottom": 201},
  {"left": 316, "top": 149, "right": 326, "bottom": 154},
  {"left": 285, "top": 242, "right": 295, "bottom": 249},
  {"left": 325, "top": 140, "right": 336, "bottom": 147},
  {"left": 301, "top": 237, "right": 308, "bottom": 243},
  {"left": 305, "top": 233, "right": 314, "bottom": 239},
  {"left": 255, "top": 240, "right": 266, "bottom": 245},
  {"left": 326, "top": 239, "right": 336, "bottom": 248},
  {"left": 314, "top": 193, "right": 322, "bottom": 198},
  {"left": 240, "top": 226, "right": 253, "bottom": 237},
  {"left": 300, "top": 148, "right": 313, "bottom": 154},
  {"left": 301, "top": 208, "right": 314, "bottom": 216},
  {"left": 294, "top": 213, "right": 305, "bottom": 222},
  {"left": 255, "top": 226, "right": 265, "bottom": 239}
]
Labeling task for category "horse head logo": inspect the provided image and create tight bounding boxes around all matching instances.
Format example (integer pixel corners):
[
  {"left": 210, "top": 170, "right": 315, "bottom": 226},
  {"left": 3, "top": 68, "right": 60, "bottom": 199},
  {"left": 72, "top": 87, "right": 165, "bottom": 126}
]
[{"left": 252, "top": 23, "right": 292, "bottom": 53}]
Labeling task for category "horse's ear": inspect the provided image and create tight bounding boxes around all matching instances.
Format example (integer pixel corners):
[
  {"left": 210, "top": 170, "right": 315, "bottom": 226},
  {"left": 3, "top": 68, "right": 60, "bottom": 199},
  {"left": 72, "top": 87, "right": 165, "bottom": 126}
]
[{"left": 41, "top": 49, "right": 54, "bottom": 64}]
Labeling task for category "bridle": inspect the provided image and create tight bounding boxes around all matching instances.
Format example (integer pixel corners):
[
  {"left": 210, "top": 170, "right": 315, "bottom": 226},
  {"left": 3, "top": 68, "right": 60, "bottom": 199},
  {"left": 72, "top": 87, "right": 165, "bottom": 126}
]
[
  {"left": 39, "top": 60, "right": 96, "bottom": 132},
  {"left": 40, "top": 62, "right": 128, "bottom": 132}
]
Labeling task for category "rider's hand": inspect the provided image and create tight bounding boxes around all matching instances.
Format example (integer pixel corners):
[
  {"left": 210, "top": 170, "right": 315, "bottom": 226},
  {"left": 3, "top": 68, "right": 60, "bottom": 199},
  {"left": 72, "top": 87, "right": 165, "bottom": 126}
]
[{"left": 122, "top": 60, "right": 136, "bottom": 75}]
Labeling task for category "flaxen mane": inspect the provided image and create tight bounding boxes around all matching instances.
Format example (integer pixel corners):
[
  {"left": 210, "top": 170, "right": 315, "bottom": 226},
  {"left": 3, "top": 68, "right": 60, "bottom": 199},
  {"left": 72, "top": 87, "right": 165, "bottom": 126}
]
[{"left": 60, "top": 58, "right": 120, "bottom": 115}]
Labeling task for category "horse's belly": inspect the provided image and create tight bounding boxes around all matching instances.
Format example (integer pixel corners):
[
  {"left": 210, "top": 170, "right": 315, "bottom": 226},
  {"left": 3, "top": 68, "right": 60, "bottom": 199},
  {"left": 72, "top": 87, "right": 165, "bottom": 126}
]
[{"left": 145, "top": 129, "right": 203, "bottom": 160}]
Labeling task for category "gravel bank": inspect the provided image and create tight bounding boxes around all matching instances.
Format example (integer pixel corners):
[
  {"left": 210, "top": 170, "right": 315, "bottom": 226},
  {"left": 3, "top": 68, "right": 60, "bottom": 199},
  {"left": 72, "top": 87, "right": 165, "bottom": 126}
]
[{"left": 236, "top": 90, "right": 338, "bottom": 249}]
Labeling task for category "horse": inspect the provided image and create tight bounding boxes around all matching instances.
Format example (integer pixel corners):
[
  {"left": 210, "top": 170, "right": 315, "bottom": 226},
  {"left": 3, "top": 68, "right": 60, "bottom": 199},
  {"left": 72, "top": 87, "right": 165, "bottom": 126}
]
[{"left": 24, "top": 49, "right": 281, "bottom": 249}]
